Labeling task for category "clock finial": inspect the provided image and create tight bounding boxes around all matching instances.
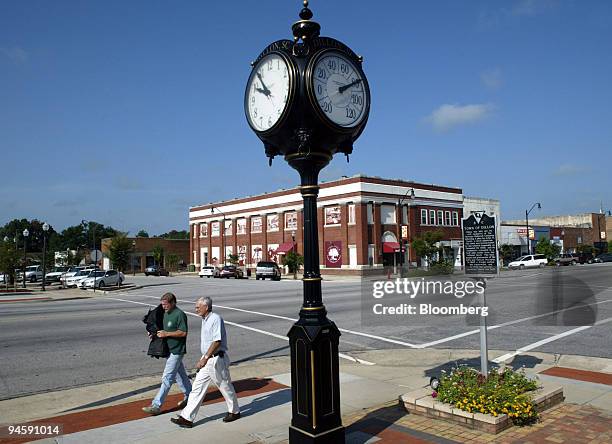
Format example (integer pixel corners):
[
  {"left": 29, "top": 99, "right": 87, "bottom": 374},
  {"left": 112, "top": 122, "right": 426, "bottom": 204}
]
[{"left": 292, "top": 0, "right": 320, "bottom": 42}]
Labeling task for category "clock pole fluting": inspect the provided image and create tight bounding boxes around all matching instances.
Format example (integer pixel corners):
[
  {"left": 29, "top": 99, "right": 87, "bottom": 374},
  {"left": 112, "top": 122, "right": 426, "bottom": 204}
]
[{"left": 244, "top": 2, "right": 370, "bottom": 443}]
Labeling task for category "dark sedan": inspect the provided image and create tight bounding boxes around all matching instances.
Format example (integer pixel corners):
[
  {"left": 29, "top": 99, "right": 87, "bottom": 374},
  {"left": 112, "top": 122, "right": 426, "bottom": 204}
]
[
  {"left": 144, "top": 266, "right": 169, "bottom": 276},
  {"left": 219, "top": 265, "right": 244, "bottom": 279},
  {"left": 593, "top": 253, "right": 612, "bottom": 263}
]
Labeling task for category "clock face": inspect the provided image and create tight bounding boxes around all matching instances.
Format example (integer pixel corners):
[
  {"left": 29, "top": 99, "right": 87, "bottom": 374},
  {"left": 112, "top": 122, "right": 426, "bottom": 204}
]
[
  {"left": 245, "top": 53, "right": 291, "bottom": 132},
  {"left": 310, "top": 51, "right": 369, "bottom": 128}
]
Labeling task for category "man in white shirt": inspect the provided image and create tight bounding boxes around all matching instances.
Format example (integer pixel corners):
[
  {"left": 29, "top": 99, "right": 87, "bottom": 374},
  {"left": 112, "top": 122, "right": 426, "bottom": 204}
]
[{"left": 171, "top": 296, "right": 240, "bottom": 428}]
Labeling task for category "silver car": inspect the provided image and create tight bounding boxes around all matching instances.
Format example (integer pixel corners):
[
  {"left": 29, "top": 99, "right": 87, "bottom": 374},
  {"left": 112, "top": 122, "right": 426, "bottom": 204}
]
[{"left": 79, "top": 270, "right": 123, "bottom": 289}]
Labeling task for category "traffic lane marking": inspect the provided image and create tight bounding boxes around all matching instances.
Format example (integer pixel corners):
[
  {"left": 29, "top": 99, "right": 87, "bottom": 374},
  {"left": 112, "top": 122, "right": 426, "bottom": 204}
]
[
  {"left": 415, "top": 298, "right": 612, "bottom": 349},
  {"left": 121, "top": 293, "right": 418, "bottom": 349},
  {"left": 493, "top": 316, "right": 612, "bottom": 363},
  {"left": 104, "top": 296, "right": 376, "bottom": 366}
]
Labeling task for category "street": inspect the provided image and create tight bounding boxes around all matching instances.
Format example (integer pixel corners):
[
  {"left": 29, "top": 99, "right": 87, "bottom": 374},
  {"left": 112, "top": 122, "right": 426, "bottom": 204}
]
[{"left": 1, "top": 264, "right": 611, "bottom": 400}]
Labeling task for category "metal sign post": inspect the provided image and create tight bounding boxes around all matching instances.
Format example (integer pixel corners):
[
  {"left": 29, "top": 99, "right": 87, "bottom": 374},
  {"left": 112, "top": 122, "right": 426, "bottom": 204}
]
[{"left": 462, "top": 213, "right": 499, "bottom": 375}]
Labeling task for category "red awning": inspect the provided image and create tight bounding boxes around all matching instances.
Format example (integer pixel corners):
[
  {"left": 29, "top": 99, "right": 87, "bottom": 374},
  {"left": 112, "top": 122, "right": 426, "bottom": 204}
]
[
  {"left": 383, "top": 242, "right": 405, "bottom": 253},
  {"left": 275, "top": 242, "right": 295, "bottom": 254}
]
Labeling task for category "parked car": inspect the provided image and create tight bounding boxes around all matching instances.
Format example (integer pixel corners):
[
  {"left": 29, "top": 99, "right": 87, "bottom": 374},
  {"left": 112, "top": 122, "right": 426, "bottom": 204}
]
[
  {"left": 593, "top": 253, "right": 612, "bottom": 263},
  {"left": 60, "top": 266, "right": 88, "bottom": 286},
  {"left": 199, "top": 265, "right": 220, "bottom": 278},
  {"left": 78, "top": 270, "right": 123, "bottom": 289},
  {"left": 508, "top": 254, "right": 548, "bottom": 270},
  {"left": 144, "top": 265, "right": 169, "bottom": 276},
  {"left": 575, "top": 252, "right": 595, "bottom": 264},
  {"left": 219, "top": 265, "right": 244, "bottom": 279},
  {"left": 256, "top": 261, "right": 281, "bottom": 281},
  {"left": 45, "top": 266, "right": 71, "bottom": 283},
  {"left": 64, "top": 269, "right": 95, "bottom": 288},
  {"left": 17, "top": 265, "right": 44, "bottom": 282},
  {"left": 554, "top": 253, "right": 579, "bottom": 266}
]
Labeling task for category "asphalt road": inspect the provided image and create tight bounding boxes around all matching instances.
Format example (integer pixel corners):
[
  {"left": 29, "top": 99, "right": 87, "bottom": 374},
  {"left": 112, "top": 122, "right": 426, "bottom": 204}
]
[{"left": 1, "top": 263, "right": 611, "bottom": 400}]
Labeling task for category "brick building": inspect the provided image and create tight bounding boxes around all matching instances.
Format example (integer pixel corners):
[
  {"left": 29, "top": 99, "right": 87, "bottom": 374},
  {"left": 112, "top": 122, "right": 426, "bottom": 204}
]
[
  {"left": 101, "top": 237, "right": 189, "bottom": 273},
  {"left": 188, "top": 175, "right": 464, "bottom": 276},
  {"left": 502, "top": 212, "right": 608, "bottom": 254}
]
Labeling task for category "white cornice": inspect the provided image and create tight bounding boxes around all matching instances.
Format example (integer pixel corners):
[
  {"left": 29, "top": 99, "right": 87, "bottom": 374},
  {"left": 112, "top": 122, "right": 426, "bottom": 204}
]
[{"left": 189, "top": 181, "right": 463, "bottom": 223}]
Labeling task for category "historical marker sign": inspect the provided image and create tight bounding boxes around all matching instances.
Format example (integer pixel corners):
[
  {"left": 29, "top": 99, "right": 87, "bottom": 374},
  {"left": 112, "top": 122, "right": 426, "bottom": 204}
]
[{"left": 463, "top": 213, "right": 498, "bottom": 275}]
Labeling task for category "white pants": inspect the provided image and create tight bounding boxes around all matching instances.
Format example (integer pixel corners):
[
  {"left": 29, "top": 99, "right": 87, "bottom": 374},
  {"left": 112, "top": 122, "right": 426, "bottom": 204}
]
[{"left": 180, "top": 354, "right": 240, "bottom": 422}]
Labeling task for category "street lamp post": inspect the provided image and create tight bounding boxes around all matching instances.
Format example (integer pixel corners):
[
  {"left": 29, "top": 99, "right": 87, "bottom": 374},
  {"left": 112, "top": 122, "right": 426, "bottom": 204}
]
[
  {"left": 525, "top": 203, "right": 541, "bottom": 255},
  {"left": 22, "top": 228, "right": 29, "bottom": 288},
  {"left": 132, "top": 240, "right": 136, "bottom": 276},
  {"left": 42, "top": 223, "right": 49, "bottom": 291},
  {"left": 3, "top": 236, "right": 9, "bottom": 289},
  {"left": 211, "top": 207, "right": 226, "bottom": 266},
  {"left": 292, "top": 230, "right": 297, "bottom": 280},
  {"left": 397, "top": 188, "right": 414, "bottom": 277}
]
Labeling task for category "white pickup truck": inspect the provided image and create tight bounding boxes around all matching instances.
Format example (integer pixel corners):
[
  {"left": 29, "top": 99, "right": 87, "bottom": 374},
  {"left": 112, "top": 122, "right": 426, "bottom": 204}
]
[{"left": 18, "top": 265, "right": 44, "bottom": 283}]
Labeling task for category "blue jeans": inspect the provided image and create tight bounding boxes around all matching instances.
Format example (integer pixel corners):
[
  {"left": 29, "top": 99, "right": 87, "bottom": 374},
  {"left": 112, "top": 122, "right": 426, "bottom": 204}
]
[{"left": 152, "top": 353, "right": 192, "bottom": 408}]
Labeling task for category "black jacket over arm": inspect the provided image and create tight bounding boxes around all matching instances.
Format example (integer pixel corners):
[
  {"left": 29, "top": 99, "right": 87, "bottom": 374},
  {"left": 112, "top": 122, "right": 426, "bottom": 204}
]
[{"left": 142, "top": 304, "right": 170, "bottom": 358}]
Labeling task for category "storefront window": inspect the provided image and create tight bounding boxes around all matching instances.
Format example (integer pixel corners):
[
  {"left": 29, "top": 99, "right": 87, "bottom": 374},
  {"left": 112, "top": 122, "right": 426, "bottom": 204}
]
[
  {"left": 285, "top": 212, "right": 297, "bottom": 230},
  {"left": 325, "top": 206, "right": 341, "bottom": 225},
  {"left": 251, "top": 216, "right": 262, "bottom": 233}
]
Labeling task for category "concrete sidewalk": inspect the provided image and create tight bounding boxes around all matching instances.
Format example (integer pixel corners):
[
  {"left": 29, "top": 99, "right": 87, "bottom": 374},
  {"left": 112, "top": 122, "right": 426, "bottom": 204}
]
[{"left": 0, "top": 349, "right": 610, "bottom": 443}]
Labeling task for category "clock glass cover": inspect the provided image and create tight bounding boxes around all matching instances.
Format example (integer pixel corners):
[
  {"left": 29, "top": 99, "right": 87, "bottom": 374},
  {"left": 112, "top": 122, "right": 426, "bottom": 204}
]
[
  {"left": 310, "top": 51, "right": 368, "bottom": 127},
  {"left": 246, "top": 53, "right": 291, "bottom": 132}
]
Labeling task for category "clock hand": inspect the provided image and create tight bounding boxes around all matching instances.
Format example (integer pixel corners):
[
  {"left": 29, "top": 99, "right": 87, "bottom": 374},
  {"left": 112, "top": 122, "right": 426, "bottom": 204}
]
[
  {"left": 256, "top": 72, "right": 271, "bottom": 96},
  {"left": 338, "top": 78, "right": 362, "bottom": 94},
  {"left": 255, "top": 87, "right": 268, "bottom": 95}
]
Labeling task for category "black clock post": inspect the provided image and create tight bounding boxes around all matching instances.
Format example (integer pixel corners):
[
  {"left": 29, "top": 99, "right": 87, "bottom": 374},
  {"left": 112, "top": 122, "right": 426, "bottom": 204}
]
[{"left": 244, "top": 2, "right": 370, "bottom": 443}]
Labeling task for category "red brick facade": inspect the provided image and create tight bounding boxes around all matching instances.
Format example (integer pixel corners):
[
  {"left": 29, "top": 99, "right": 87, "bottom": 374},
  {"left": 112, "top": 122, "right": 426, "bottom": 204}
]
[{"left": 189, "top": 176, "right": 464, "bottom": 276}]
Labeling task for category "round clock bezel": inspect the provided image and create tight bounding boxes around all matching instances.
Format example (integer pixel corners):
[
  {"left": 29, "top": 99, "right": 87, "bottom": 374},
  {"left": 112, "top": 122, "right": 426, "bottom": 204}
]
[
  {"left": 306, "top": 48, "right": 370, "bottom": 131},
  {"left": 244, "top": 51, "right": 297, "bottom": 134}
]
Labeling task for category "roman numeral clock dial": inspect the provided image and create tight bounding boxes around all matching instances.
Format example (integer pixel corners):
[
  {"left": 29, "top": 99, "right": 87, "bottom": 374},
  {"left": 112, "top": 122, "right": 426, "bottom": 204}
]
[
  {"left": 309, "top": 50, "right": 369, "bottom": 128},
  {"left": 245, "top": 53, "right": 292, "bottom": 132}
]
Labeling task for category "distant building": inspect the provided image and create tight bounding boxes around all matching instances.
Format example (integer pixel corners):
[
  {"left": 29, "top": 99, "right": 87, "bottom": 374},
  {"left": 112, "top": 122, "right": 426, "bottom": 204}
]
[
  {"left": 502, "top": 212, "right": 608, "bottom": 254},
  {"left": 188, "top": 175, "right": 468, "bottom": 276},
  {"left": 101, "top": 237, "right": 189, "bottom": 273}
]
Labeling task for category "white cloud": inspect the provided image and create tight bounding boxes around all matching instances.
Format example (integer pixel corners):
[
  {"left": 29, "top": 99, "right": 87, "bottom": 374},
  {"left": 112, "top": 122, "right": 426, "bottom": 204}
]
[
  {"left": 481, "top": 68, "right": 503, "bottom": 90},
  {"left": 553, "top": 164, "right": 591, "bottom": 177},
  {"left": 0, "top": 46, "right": 28, "bottom": 63},
  {"left": 424, "top": 103, "right": 495, "bottom": 132},
  {"left": 512, "top": 0, "right": 556, "bottom": 17}
]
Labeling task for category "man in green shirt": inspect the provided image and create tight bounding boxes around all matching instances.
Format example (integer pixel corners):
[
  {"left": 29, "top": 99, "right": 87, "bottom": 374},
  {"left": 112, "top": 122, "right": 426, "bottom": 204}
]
[{"left": 143, "top": 292, "right": 192, "bottom": 415}]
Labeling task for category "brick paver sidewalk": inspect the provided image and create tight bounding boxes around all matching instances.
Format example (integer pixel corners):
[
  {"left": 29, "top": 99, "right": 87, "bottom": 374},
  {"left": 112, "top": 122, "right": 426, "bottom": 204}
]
[{"left": 343, "top": 401, "right": 612, "bottom": 443}]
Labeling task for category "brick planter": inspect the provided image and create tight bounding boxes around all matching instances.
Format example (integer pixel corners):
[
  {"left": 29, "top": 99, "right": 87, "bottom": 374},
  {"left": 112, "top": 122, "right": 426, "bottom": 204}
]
[{"left": 400, "top": 383, "right": 564, "bottom": 434}]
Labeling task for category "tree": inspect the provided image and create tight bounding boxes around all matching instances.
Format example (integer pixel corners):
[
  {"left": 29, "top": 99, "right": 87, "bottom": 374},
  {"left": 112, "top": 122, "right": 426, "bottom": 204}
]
[
  {"left": 0, "top": 240, "right": 20, "bottom": 287},
  {"left": 136, "top": 230, "right": 149, "bottom": 238},
  {"left": 108, "top": 234, "right": 132, "bottom": 272},
  {"left": 411, "top": 230, "right": 444, "bottom": 266},
  {"left": 228, "top": 254, "right": 240, "bottom": 266},
  {"left": 0, "top": 219, "right": 57, "bottom": 253},
  {"left": 281, "top": 251, "right": 304, "bottom": 278},
  {"left": 576, "top": 244, "right": 594, "bottom": 254},
  {"left": 535, "top": 237, "right": 561, "bottom": 262},
  {"left": 499, "top": 244, "right": 515, "bottom": 265},
  {"left": 158, "top": 230, "right": 189, "bottom": 240},
  {"left": 166, "top": 254, "right": 179, "bottom": 274},
  {"left": 152, "top": 244, "right": 165, "bottom": 267},
  {"left": 608, "top": 240, "right": 612, "bottom": 253}
]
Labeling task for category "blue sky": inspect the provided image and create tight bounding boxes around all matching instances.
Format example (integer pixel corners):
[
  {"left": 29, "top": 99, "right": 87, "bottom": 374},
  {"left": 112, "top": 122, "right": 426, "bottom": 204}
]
[{"left": 1, "top": 0, "right": 611, "bottom": 235}]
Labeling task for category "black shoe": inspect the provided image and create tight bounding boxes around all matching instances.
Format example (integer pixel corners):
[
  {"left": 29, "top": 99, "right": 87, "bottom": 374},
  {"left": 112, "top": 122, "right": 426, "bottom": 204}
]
[
  {"left": 170, "top": 416, "right": 193, "bottom": 428},
  {"left": 223, "top": 412, "right": 241, "bottom": 422}
]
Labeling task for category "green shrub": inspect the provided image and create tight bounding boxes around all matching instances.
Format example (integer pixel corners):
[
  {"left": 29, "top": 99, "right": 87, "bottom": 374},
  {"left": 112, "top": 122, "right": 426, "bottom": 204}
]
[
  {"left": 435, "top": 366, "right": 539, "bottom": 425},
  {"left": 429, "top": 260, "right": 454, "bottom": 275}
]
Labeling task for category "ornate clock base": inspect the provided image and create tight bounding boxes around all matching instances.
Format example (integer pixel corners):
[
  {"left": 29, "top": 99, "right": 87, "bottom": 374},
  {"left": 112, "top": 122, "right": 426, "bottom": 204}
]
[{"left": 288, "top": 309, "right": 344, "bottom": 444}]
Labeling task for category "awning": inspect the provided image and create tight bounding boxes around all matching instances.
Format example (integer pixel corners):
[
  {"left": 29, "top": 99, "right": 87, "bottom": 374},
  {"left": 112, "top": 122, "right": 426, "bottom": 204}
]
[
  {"left": 383, "top": 242, "right": 405, "bottom": 253},
  {"left": 275, "top": 242, "right": 295, "bottom": 254}
]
